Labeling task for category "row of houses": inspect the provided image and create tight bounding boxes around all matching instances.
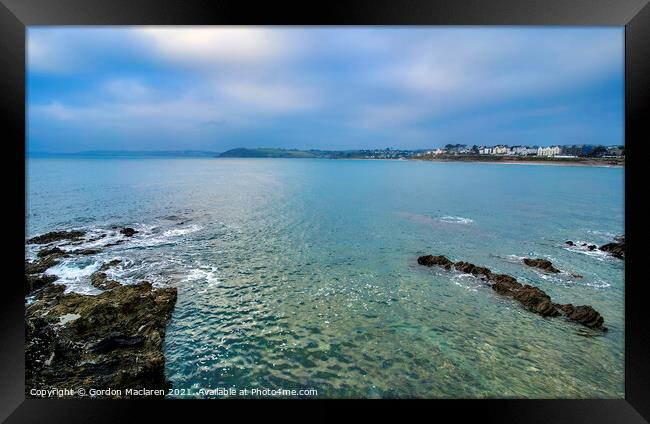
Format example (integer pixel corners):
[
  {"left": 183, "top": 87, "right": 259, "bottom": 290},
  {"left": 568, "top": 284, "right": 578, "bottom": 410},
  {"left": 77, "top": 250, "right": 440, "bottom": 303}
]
[{"left": 425, "top": 144, "right": 624, "bottom": 158}]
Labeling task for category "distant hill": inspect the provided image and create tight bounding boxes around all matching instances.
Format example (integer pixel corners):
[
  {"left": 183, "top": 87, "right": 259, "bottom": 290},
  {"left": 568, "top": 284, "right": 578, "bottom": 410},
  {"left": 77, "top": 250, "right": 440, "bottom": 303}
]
[
  {"left": 219, "top": 148, "right": 320, "bottom": 158},
  {"left": 218, "top": 147, "right": 423, "bottom": 159}
]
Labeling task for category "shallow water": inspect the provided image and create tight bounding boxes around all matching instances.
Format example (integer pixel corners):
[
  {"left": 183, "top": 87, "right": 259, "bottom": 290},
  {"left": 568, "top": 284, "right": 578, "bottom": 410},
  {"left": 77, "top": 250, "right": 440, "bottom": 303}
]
[{"left": 26, "top": 157, "right": 624, "bottom": 398}]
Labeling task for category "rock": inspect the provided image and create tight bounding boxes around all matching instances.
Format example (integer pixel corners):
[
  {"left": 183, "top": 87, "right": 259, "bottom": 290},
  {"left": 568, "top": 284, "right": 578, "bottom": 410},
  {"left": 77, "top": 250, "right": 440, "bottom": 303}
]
[
  {"left": 120, "top": 227, "right": 138, "bottom": 237},
  {"left": 522, "top": 258, "right": 560, "bottom": 273},
  {"left": 511, "top": 285, "right": 559, "bottom": 317},
  {"left": 27, "top": 230, "right": 85, "bottom": 245},
  {"left": 71, "top": 248, "right": 102, "bottom": 255},
  {"left": 25, "top": 282, "right": 177, "bottom": 398},
  {"left": 99, "top": 259, "right": 122, "bottom": 271},
  {"left": 91, "top": 260, "right": 124, "bottom": 289},
  {"left": 25, "top": 255, "right": 61, "bottom": 275},
  {"left": 490, "top": 274, "right": 522, "bottom": 295},
  {"left": 90, "top": 272, "right": 121, "bottom": 290},
  {"left": 25, "top": 273, "right": 58, "bottom": 295},
  {"left": 599, "top": 240, "right": 625, "bottom": 260},
  {"left": 418, "top": 254, "right": 606, "bottom": 330},
  {"left": 587, "top": 245, "right": 597, "bottom": 251},
  {"left": 105, "top": 240, "right": 126, "bottom": 247},
  {"left": 556, "top": 304, "right": 605, "bottom": 329},
  {"left": 454, "top": 261, "right": 492, "bottom": 279},
  {"left": 417, "top": 255, "right": 454, "bottom": 269},
  {"left": 25, "top": 248, "right": 68, "bottom": 294},
  {"left": 92, "top": 334, "right": 144, "bottom": 354},
  {"left": 37, "top": 247, "right": 66, "bottom": 258},
  {"left": 565, "top": 241, "right": 574, "bottom": 246}
]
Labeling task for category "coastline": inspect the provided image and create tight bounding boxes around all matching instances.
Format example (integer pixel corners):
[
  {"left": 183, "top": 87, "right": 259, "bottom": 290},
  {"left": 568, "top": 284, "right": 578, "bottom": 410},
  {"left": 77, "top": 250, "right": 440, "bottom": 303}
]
[
  {"left": 411, "top": 155, "right": 624, "bottom": 168},
  {"left": 25, "top": 229, "right": 177, "bottom": 399}
]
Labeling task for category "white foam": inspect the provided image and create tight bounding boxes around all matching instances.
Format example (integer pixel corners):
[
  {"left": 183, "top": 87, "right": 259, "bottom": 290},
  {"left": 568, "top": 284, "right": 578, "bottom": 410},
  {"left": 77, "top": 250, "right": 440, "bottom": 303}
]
[
  {"left": 564, "top": 242, "right": 613, "bottom": 262},
  {"left": 583, "top": 279, "right": 611, "bottom": 289},
  {"left": 500, "top": 254, "right": 526, "bottom": 264},
  {"left": 184, "top": 266, "right": 220, "bottom": 287},
  {"left": 47, "top": 260, "right": 103, "bottom": 295},
  {"left": 126, "top": 224, "right": 203, "bottom": 249},
  {"left": 586, "top": 230, "right": 620, "bottom": 240},
  {"left": 65, "top": 229, "right": 123, "bottom": 250},
  {"left": 439, "top": 216, "right": 474, "bottom": 224},
  {"left": 161, "top": 224, "right": 202, "bottom": 238},
  {"left": 450, "top": 273, "right": 482, "bottom": 292}
]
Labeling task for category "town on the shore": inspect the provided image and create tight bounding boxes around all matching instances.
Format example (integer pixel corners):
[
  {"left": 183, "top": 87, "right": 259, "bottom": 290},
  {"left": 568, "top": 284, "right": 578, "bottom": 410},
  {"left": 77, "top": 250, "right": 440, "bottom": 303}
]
[{"left": 387, "top": 144, "right": 624, "bottom": 160}]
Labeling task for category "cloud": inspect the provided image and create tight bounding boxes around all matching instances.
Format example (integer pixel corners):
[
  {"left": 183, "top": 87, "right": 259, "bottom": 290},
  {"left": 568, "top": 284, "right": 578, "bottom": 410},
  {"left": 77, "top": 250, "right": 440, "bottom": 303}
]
[
  {"left": 217, "top": 80, "right": 319, "bottom": 113},
  {"left": 27, "top": 27, "right": 624, "bottom": 151},
  {"left": 28, "top": 32, "right": 76, "bottom": 73},
  {"left": 374, "top": 29, "right": 622, "bottom": 107},
  {"left": 100, "top": 79, "right": 154, "bottom": 101},
  {"left": 136, "top": 27, "right": 296, "bottom": 67}
]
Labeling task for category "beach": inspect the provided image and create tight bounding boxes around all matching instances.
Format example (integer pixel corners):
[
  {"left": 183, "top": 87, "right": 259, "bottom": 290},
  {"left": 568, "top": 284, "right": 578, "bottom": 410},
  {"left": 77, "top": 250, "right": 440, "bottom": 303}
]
[{"left": 413, "top": 155, "right": 624, "bottom": 168}]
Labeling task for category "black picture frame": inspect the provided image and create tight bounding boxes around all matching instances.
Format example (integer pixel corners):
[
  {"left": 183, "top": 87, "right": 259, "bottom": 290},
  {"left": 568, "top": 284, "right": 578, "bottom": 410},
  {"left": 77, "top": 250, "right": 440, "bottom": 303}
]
[{"left": 1, "top": 0, "right": 648, "bottom": 421}]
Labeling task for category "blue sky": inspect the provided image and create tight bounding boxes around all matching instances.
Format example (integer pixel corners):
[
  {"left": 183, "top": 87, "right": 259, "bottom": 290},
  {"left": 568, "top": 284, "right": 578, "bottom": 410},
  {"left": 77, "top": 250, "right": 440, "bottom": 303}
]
[{"left": 27, "top": 27, "right": 624, "bottom": 153}]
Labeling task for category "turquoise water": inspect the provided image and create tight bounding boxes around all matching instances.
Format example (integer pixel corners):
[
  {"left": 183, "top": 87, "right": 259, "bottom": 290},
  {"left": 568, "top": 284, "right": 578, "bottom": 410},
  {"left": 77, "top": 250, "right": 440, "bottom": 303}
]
[{"left": 26, "top": 158, "right": 624, "bottom": 398}]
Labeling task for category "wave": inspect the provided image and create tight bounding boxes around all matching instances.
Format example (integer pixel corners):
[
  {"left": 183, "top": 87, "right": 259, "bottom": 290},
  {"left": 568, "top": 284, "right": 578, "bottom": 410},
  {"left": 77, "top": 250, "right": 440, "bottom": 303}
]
[
  {"left": 450, "top": 273, "right": 480, "bottom": 292},
  {"left": 439, "top": 216, "right": 474, "bottom": 224},
  {"left": 586, "top": 230, "right": 619, "bottom": 240},
  {"left": 563, "top": 242, "right": 614, "bottom": 262},
  {"left": 498, "top": 254, "right": 526, "bottom": 264},
  {"left": 183, "top": 266, "right": 220, "bottom": 288},
  {"left": 47, "top": 259, "right": 103, "bottom": 295}
]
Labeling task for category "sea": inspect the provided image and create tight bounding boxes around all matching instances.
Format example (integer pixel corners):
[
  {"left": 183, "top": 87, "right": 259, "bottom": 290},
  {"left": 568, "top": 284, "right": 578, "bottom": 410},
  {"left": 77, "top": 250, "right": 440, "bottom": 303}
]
[{"left": 26, "top": 157, "right": 625, "bottom": 398}]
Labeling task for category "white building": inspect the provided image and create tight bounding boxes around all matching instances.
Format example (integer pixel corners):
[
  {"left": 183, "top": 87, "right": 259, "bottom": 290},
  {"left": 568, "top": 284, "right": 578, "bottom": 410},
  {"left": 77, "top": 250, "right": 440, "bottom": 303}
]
[
  {"left": 492, "top": 145, "right": 508, "bottom": 155},
  {"left": 479, "top": 147, "right": 492, "bottom": 155},
  {"left": 524, "top": 147, "right": 538, "bottom": 156},
  {"left": 510, "top": 146, "right": 529, "bottom": 156},
  {"left": 537, "top": 146, "right": 562, "bottom": 157}
]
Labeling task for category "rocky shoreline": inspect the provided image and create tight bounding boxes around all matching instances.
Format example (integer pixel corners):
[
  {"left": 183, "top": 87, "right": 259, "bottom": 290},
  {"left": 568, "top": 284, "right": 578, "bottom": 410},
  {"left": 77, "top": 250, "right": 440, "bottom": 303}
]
[
  {"left": 25, "top": 229, "right": 177, "bottom": 398},
  {"left": 417, "top": 254, "right": 606, "bottom": 330},
  {"left": 565, "top": 235, "right": 625, "bottom": 260}
]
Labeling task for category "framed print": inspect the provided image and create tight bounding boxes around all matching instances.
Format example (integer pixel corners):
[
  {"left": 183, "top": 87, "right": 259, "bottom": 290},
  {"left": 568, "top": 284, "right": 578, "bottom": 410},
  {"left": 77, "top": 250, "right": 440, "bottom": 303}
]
[{"left": 1, "top": 0, "right": 648, "bottom": 422}]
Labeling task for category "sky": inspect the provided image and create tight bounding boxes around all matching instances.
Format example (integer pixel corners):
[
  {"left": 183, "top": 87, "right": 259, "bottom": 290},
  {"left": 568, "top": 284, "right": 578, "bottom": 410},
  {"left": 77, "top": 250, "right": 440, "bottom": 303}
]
[{"left": 27, "top": 27, "right": 624, "bottom": 153}]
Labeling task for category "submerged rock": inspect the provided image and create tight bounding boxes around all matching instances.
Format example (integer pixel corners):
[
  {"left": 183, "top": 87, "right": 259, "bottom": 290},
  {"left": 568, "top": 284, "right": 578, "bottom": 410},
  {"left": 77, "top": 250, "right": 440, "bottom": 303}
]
[
  {"left": 25, "top": 282, "right": 177, "bottom": 398},
  {"left": 565, "top": 241, "right": 575, "bottom": 246},
  {"left": 522, "top": 258, "right": 560, "bottom": 273},
  {"left": 120, "top": 227, "right": 138, "bottom": 237},
  {"left": 71, "top": 248, "right": 103, "bottom": 256},
  {"left": 600, "top": 237, "right": 624, "bottom": 259},
  {"left": 27, "top": 230, "right": 85, "bottom": 245},
  {"left": 99, "top": 259, "right": 122, "bottom": 271},
  {"left": 418, "top": 255, "right": 606, "bottom": 331}
]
